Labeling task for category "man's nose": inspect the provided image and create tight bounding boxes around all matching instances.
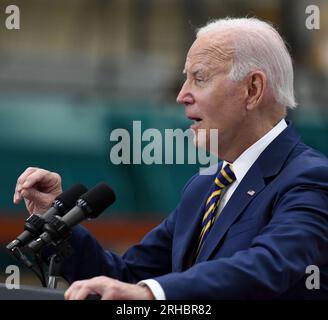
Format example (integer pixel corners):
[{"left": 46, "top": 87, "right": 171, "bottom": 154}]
[{"left": 176, "top": 81, "right": 194, "bottom": 105}]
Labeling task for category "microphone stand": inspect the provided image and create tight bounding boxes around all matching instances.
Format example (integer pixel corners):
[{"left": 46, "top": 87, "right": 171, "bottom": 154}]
[{"left": 47, "top": 240, "right": 73, "bottom": 289}]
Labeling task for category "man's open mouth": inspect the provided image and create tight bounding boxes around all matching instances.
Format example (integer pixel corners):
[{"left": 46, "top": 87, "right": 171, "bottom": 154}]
[{"left": 188, "top": 116, "right": 202, "bottom": 123}]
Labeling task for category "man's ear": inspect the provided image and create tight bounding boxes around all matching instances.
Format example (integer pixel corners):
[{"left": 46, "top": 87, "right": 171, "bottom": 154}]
[{"left": 245, "top": 71, "right": 267, "bottom": 110}]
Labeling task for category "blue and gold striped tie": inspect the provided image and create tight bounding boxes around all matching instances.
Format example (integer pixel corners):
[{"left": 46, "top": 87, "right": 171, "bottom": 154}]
[{"left": 194, "top": 164, "right": 236, "bottom": 258}]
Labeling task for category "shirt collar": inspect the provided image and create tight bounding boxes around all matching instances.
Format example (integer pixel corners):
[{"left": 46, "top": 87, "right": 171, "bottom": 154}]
[{"left": 223, "top": 119, "right": 288, "bottom": 183}]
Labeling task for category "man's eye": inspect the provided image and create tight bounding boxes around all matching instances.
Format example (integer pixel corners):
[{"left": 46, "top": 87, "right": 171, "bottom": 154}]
[{"left": 195, "top": 78, "right": 204, "bottom": 83}]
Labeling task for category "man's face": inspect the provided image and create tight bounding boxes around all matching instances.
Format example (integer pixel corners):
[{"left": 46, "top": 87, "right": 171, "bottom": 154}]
[{"left": 177, "top": 34, "right": 247, "bottom": 153}]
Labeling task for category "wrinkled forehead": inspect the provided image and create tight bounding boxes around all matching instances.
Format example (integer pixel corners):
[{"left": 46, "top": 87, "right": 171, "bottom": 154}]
[{"left": 184, "top": 32, "right": 235, "bottom": 72}]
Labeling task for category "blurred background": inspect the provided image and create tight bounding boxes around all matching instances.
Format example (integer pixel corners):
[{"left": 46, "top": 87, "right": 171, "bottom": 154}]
[{"left": 0, "top": 0, "right": 327, "bottom": 286}]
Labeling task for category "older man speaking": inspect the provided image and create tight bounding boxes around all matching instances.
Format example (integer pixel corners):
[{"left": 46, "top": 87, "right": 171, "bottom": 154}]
[{"left": 13, "top": 17, "right": 328, "bottom": 299}]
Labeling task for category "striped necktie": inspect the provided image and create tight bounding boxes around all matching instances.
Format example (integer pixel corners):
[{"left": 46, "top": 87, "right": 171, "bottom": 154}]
[{"left": 193, "top": 163, "right": 236, "bottom": 259}]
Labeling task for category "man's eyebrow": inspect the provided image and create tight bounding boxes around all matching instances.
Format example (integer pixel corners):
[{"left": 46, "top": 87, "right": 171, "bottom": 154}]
[{"left": 182, "top": 69, "right": 205, "bottom": 76}]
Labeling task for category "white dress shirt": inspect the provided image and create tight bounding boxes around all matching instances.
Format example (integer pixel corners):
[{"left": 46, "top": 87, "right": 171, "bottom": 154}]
[{"left": 139, "top": 119, "right": 288, "bottom": 300}]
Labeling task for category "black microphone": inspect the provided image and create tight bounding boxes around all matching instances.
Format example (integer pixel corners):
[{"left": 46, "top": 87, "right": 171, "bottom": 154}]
[
  {"left": 6, "top": 184, "right": 88, "bottom": 251},
  {"left": 28, "top": 183, "right": 116, "bottom": 253}
]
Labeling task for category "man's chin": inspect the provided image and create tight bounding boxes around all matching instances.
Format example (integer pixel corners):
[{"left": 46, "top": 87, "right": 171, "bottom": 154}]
[
  {"left": 192, "top": 130, "right": 208, "bottom": 149},
  {"left": 192, "top": 128, "right": 219, "bottom": 156}
]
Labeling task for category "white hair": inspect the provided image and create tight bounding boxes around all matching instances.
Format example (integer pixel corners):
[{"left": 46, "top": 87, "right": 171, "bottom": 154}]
[{"left": 197, "top": 17, "right": 297, "bottom": 109}]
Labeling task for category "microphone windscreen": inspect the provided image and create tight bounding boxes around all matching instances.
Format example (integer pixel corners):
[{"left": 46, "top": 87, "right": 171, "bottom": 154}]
[
  {"left": 55, "top": 184, "right": 88, "bottom": 213},
  {"left": 79, "top": 183, "right": 116, "bottom": 218}
]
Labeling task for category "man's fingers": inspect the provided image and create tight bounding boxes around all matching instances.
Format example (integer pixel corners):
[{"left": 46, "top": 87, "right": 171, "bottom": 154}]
[
  {"left": 65, "top": 281, "right": 83, "bottom": 300},
  {"left": 14, "top": 167, "right": 39, "bottom": 202},
  {"left": 19, "top": 169, "right": 51, "bottom": 189},
  {"left": 14, "top": 168, "right": 60, "bottom": 204},
  {"left": 64, "top": 277, "right": 151, "bottom": 300},
  {"left": 14, "top": 167, "right": 42, "bottom": 202},
  {"left": 65, "top": 282, "right": 94, "bottom": 300},
  {"left": 20, "top": 189, "right": 40, "bottom": 202},
  {"left": 17, "top": 167, "right": 38, "bottom": 186},
  {"left": 65, "top": 278, "right": 108, "bottom": 300},
  {"left": 13, "top": 191, "right": 21, "bottom": 204},
  {"left": 74, "top": 286, "right": 99, "bottom": 300}
]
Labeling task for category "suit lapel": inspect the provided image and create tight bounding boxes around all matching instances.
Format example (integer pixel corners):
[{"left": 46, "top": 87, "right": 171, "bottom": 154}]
[{"left": 195, "top": 162, "right": 265, "bottom": 263}]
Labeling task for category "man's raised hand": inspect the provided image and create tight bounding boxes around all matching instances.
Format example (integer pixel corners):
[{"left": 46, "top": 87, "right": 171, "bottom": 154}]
[{"left": 14, "top": 167, "right": 63, "bottom": 214}]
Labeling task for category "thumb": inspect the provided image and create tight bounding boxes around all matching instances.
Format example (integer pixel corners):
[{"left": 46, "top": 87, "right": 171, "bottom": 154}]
[{"left": 20, "top": 188, "right": 52, "bottom": 208}]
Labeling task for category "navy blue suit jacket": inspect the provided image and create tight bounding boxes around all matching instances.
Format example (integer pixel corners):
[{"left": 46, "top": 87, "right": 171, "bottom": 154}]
[{"left": 59, "top": 122, "right": 328, "bottom": 299}]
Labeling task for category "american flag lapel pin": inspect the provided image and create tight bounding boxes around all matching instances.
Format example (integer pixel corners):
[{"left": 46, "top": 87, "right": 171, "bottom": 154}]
[{"left": 247, "top": 190, "right": 256, "bottom": 196}]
